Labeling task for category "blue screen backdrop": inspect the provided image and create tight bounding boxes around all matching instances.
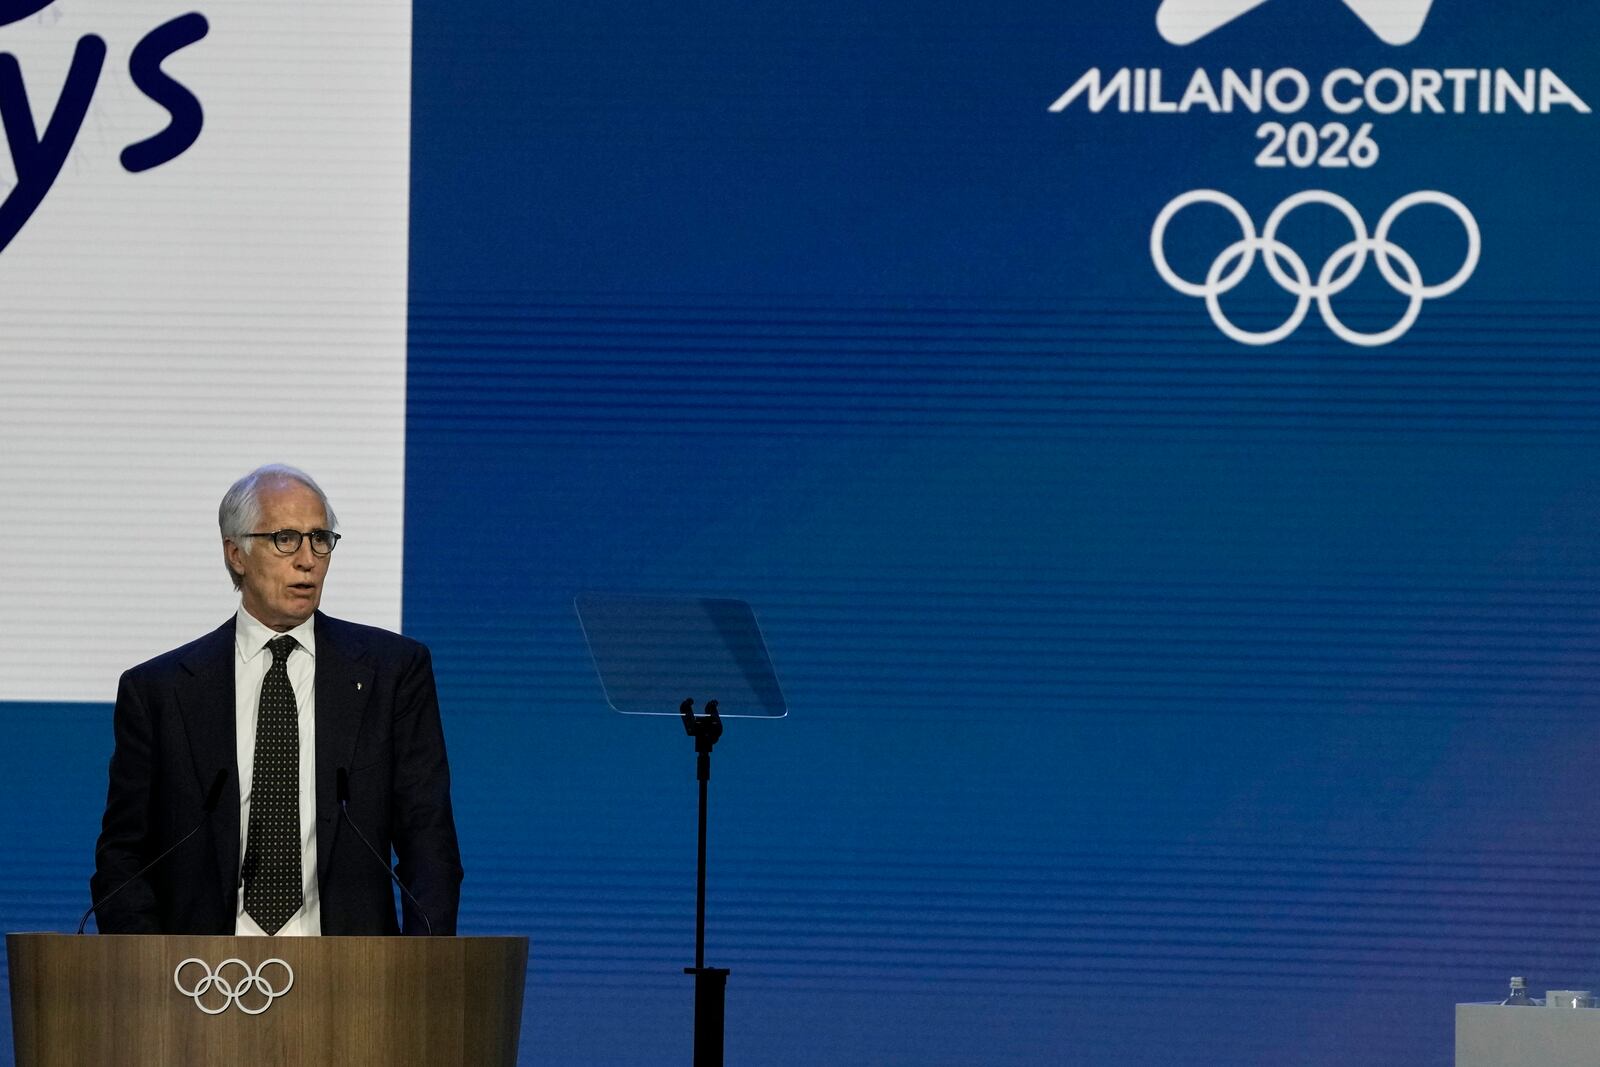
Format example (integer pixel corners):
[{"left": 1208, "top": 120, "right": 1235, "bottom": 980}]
[{"left": 4, "top": 1, "right": 1600, "bottom": 1064}]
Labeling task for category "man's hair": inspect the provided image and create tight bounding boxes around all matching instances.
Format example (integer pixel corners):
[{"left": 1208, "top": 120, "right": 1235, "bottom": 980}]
[{"left": 218, "top": 464, "right": 340, "bottom": 590}]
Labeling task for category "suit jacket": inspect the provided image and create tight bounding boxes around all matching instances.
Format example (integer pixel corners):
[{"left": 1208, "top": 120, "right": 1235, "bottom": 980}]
[{"left": 89, "top": 611, "right": 463, "bottom": 935}]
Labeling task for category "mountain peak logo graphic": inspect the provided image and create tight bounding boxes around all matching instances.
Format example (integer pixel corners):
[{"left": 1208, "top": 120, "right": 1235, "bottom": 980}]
[{"left": 1156, "top": 0, "right": 1435, "bottom": 46}]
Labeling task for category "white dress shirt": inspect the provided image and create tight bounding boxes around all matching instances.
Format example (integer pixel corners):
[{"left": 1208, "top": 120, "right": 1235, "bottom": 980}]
[{"left": 234, "top": 606, "right": 321, "bottom": 935}]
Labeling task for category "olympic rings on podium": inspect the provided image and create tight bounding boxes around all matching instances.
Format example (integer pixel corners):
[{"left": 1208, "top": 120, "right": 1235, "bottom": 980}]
[{"left": 173, "top": 956, "right": 294, "bottom": 1015}]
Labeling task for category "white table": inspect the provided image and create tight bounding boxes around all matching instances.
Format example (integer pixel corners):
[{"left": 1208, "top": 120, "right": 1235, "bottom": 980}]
[{"left": 1457, "top": 1003, "right": 1600, "bottom": 1066}]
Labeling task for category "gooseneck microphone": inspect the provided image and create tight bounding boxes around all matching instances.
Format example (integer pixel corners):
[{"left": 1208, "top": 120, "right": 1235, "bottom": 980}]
[
  {"left": 336, "top": 767, "right": 435, "bottom": 936},
  {"left": 78, "top": 768, "right": 228, "bottom": 934}
]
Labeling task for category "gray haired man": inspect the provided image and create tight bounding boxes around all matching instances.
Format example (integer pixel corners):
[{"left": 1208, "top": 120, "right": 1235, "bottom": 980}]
[{"left": 90, "top": 464, "right": 462, "bottom": 935}]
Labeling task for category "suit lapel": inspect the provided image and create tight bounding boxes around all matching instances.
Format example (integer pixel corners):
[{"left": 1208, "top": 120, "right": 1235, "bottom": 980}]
[
  {"left": 173, "top": 617, "right": 241, "bottom": 904},
  {"left": 313, "top": 612, "right": 375, "bottom": 886}
]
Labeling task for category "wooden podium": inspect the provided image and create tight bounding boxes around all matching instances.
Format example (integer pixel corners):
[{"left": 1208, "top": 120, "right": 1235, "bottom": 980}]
[{"left": 7, "top": 934, "right": 527, "bottom": 1067}]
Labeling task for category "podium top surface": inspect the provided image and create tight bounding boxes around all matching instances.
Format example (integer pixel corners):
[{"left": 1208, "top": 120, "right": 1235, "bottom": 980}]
[{"left": 9, "top": 932, "right": 526, "bottom": 941}]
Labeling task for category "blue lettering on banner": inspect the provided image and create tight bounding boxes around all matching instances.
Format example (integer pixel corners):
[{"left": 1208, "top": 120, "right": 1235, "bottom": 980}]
[
  {"left": 0, "top": 35, "right": 103, "bottom": 257},
  {"left": 121, "top": 14, "right": 210, "bottom": 173},
  {"left": 0, "top": 6, "right": 209, "bottom": 256}
]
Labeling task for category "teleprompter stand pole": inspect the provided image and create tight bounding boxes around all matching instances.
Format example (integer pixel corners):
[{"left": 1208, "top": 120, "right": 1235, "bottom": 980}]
[{"left": 681, "top": 697, "right": 730, "bottom": 1067}]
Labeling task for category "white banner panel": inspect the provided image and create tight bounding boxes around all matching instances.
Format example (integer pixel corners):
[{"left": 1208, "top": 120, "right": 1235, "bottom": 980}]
[{"left": 0, "top": 0, "right": 410, "bottom": 702}]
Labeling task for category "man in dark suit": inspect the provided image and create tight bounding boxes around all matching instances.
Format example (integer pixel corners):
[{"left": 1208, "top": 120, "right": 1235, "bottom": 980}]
[{"left": 90, "top": 464, "right": 462, "bottom": 935}]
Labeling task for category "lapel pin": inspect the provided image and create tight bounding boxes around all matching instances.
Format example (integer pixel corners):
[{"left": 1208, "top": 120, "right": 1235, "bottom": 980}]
[{"left": 356, "top": 682, "right": 363, "bottom": 691}]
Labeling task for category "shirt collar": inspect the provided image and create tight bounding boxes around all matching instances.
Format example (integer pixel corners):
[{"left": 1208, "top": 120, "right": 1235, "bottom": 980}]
[{"left": 234, "top": 604, "right": 318, "bottom": 662}]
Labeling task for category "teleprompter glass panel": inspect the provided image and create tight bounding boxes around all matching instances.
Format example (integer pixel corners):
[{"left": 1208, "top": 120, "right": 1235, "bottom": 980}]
[{"left": 575, "top": 593, "right": 787, "bottom": 718}]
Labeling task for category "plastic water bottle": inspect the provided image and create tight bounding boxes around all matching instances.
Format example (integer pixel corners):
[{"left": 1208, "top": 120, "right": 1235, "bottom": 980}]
[{"left": 1502, "top": 976, "right": 1535, "bottom": 1006}]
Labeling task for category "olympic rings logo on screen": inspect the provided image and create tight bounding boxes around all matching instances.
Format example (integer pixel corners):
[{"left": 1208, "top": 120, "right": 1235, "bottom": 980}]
[
  {"left": 173, "top": 957, "right": 294, "bottom": 1015},
  {"left": 1150, "top": 189, "right": 1479, "bottom": 346}
]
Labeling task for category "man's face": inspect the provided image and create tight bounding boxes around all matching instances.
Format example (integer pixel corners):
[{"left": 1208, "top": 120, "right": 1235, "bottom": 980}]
[{"left": 224, "top": 479, "right": 332, "bottom": 632}]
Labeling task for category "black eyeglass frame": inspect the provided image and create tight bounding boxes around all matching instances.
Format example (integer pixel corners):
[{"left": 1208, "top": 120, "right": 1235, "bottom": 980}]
[{"left": 239, "top": 529, "right": 343, "bottom": 556}]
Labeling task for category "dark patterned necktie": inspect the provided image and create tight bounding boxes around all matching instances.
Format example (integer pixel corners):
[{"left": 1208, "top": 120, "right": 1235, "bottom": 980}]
[{"left": 242, "top": 635, "right": 302, "bottom": 934}]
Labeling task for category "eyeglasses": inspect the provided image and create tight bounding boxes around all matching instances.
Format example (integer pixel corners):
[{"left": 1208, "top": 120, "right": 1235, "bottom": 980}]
[{"left": 240, "top": 529, "right": 342, "bottom": 556}]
